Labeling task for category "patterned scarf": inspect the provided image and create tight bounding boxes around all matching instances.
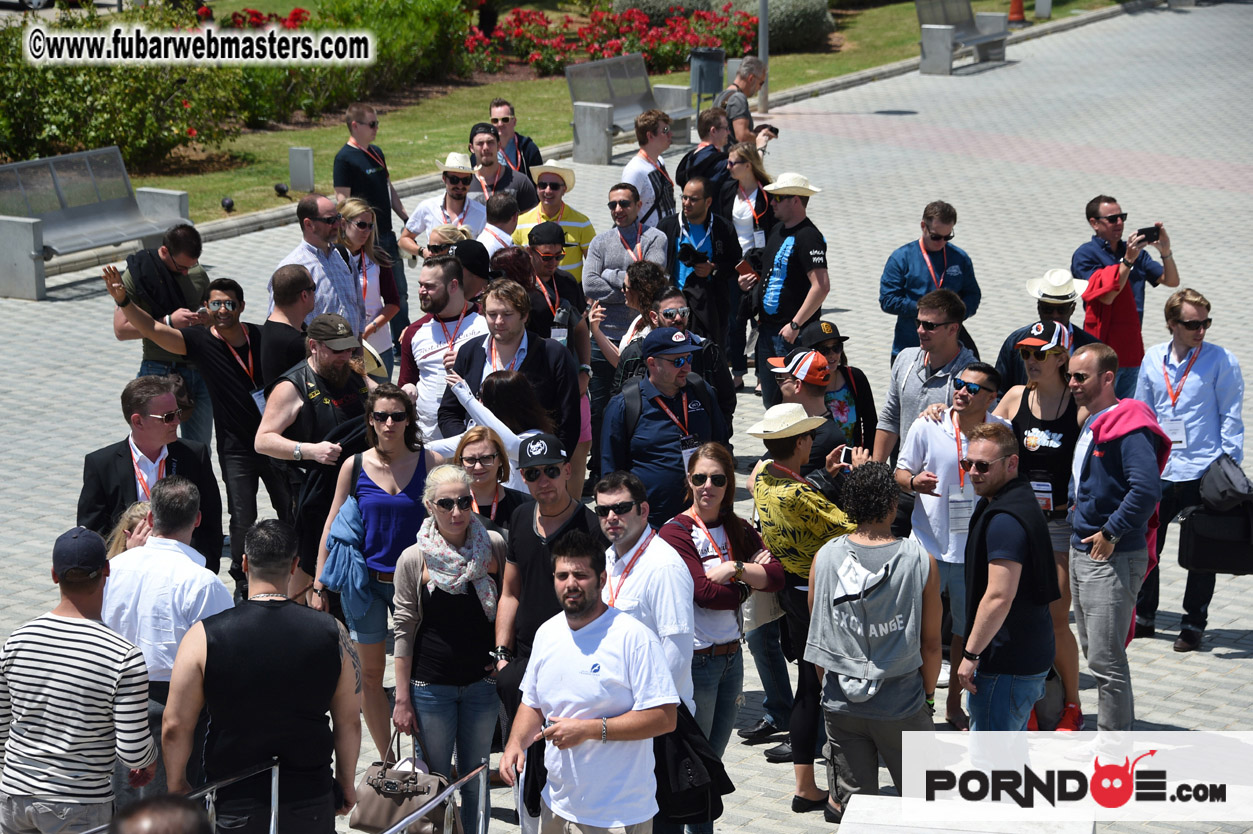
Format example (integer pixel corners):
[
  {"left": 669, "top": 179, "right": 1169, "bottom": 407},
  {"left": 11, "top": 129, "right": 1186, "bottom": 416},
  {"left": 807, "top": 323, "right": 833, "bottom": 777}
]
[{"left": 416, "top": 515, "right": 497, "bottom": 621}]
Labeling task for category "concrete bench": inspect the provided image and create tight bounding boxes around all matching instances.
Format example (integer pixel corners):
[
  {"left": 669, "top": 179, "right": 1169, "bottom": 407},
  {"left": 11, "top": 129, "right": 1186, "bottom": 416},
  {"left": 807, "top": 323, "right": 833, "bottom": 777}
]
[
  {"left": 0, "top": 146, "right": 189, "bottom": 300},
  {"left": 564, "top": 53, "right": 695, "bottom": 165},
  {"left": 916, "top": 0, "right": 1009, "bottom": 75}
]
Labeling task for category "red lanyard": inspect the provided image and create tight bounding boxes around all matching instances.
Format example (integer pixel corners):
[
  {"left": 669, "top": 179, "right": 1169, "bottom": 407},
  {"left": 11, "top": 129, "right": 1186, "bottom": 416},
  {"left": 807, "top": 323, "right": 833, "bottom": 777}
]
[
  {"left": 536, "top": 278, "right": 560, "bottom": 317},
  {"left": 618, "top": 224, "right": 644, "bottom": 262},
  {"left": 636, "top": 149, "right": 673, "bottom": 188},
  {"left": 608, "top": 528, "right": 656, "bottom": 607},
  {"left": 953, "top": 413, "right": 966, "bottom": 489},
  {"left": 359, "top": 250, "right": 370, "bottom": 303},
  {"left": 130, "top": 446, "right": 166, "bottom": 501},
  {"left": 212, "top": 326, "right": 255, "bottom": 386},
  {"left": 441, "top": 200, "right": 468, "bottom": 226},
  {"left": 437, "top": 304, "right": 469, "bottom": 351},
  {"left": 653, "top": 392, "right": 689, "bottom": 434},
  {"left": 737, "top": 186, "right": 767, "bottom": 227},
  {"left": 349, "top": 140, "right": 388, "bottom": 177},
  {"left": 1163, "top": 343, "right": 1203, "bottom": 409},
  {"left": 489, "top": 337, "right": 520, "bottom": 372},
  {"left": 475, "top": 166, "right": 502, "bottom": 199},
  {"left": 471, "top": 487, "right": 499, "bottom": 521},
  {"left": 690, "top": 512, "right": 729, "bottom": 562},
  {"left": 485, "top": 227, "right": 512, "bottom": 250},
  {"left": 918, "top": 238, "right": 948, "bottom": 290},
  {"left": 770, "top": 461, "right": 807, "bottom": 484}
]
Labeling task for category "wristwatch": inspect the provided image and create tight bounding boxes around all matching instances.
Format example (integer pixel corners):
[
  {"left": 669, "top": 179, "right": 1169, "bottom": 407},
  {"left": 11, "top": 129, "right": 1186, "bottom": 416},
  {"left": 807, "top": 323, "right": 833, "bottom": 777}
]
[
  {"left": 292, "top": 443, "right": 303, "bottom": 462},
  {"left": 789, "top": 321, "right": 802, "bottom": 332},
  {"left": 733, "top": 560, "right": 745, "bottom": 581},
  {"left": 1099, "top": 526, "right": 1121, "bottom": 544}
]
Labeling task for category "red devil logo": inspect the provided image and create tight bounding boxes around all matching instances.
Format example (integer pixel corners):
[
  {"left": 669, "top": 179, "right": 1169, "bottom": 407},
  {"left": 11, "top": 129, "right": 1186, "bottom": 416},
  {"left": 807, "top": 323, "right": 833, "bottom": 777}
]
[{"left": 1090, "top": 751, "right": 1157, "bottom": 808}]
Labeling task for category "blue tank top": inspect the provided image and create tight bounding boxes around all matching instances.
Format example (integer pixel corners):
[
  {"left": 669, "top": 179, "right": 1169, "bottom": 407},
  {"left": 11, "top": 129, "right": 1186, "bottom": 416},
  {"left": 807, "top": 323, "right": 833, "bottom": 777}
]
[{"left": 358, "top": 455, "right": 428, "bottom": 572}]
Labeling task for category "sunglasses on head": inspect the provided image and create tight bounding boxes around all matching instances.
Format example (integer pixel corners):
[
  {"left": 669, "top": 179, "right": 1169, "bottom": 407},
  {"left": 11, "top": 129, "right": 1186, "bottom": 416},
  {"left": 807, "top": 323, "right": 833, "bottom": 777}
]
[
  {"left": 690, "top": 473, "right": 727, "bottom": 487},
  {"left": 607, "top": 199, "right": 634, "bottom": 210},
  {"left": 206, "top": 299, "right": 238, "bottom": 312},
  {"left": 1018, "top": 347, "right": 1063, "bottom": 362},
  {"left": 445, "top": 174, "right": 472, "bottom": 186},
  {"left": 1175, "top": 318, "right": 1212, "bottom": 331},
  {"left": 916, "top": 319, "right": 956, "bottom": 331},
  {"left": 371, "top": 410, "right": 406, "bottom": 424},
  {"left": 1100, "top": 213, "right": 1128, "bottom": 223},
  {"left": 461, "top": 453, "right": 498, "bottom": 468},
  {"left": 536, "top": 180, "right": 565, "bottom": 191},
  {"left": 927, "top": 231, "right": 955, "bottom": 242},
  {"left": 1066, "top": 371, "right": 1092, "bottom": 383},
  {"left": 433, "top": 495, "right": 474, "bottom": 511},
  {"left": 660, "top": 306, "right": 690, "bottom": 320},
  {"left": 959, "top": 456, "right": 1008, "bottom": 474},
  {"left": 349, "top": 220, "right": 374, "bottom": 230},
  {"left": 522, "top": 464, "right": 563, "bottom": 482},
  {"left": 594, "top": 500, "right": 638, "bottom": 518},
  {"left": 146, "top": 409, "right": 182, "bottom": 424},
  {"left": 953, "top": 378, "right": 987, "bottom": 395}
]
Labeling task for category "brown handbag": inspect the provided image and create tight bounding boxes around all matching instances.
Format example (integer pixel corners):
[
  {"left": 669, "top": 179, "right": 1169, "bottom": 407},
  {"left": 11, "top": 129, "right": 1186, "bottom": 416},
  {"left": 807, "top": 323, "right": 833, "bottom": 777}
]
[{"left": 349, "top": 730, "right": 463, "bottom": 834}]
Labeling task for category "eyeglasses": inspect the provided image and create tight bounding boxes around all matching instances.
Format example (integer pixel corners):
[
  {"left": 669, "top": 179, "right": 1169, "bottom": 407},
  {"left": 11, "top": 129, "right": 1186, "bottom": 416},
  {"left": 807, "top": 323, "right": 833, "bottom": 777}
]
[
  {"left": 669, "top": 355, "right": 692, "bottom": 368},
  {"left": 170, "top": 258, "right": 198, "bottom": 274},
  {"left": 433, "top": 495, "right": 474, "bottom": 512},
  {"left": 426, "top": 243, "right": 452, "bottom": 254},
  {"left": 916, "top": 319, "right": 956, "bottom": 331},
  {"left": 445, "top": 174, "right": 472, "bottom": 186},
  {"left": 313, "top": 213, "right": 342, "bottom": 225},
  {"left": 206, "top": 299, "right": 238, "bottom": 312},
  {"left": 490, "top": 116, "right": 514, "bottom": 124},
  {"left": 927, "top": 231, "right": 955, "bottom": 242},
  {"left": 660, "top": 306, "right": 690, "bottom": 320},
  {"left": 146, "top": 409, "right": 182, "bottom": 424},
  {"left": 1100, "top": 213, "right": 1128, "bottom": 223},
  {"left": 536, "top": 181, "right": 565, "bottom": 191},
  {"left": 1065, "top": 371, "right": 1092, "bottom": 383},
  {"left": 349, "top": 220, "right": 374, "bottom": 230},
  {"left": 1018, "top": 347, "right": 1063, "bottom": 362},
  {"left": 953, "top": 378, "right": 988, "bottom": 395},
  {"left": 690, "top": 473, "right": 727, "bottom": 487},
  {"left": 461, "top": 453, "right": 498, "bottom": 468},
  {"left": 659, "top": 126, "right": 671, "bottom": 135},
  {"left": 959, "top": 456, "right": 1008, "bottom": 474},
  {"left": 371, "top": 410, "right": 406, "bottom": 424},
  {"left": 607, "top": 200, "right": 634, "bottom": 210},
  {"left": 1175, "top": 318, "right": 1212, "bottom": 331},
  {"left": 522, "top": 465, "right": 563, "bottom": 482},
  {"left": 594, "top": 500, "right": 638, "bottom": 518},
  {"left": 680, "top": 194, "right": 708, "bottom": 203}
]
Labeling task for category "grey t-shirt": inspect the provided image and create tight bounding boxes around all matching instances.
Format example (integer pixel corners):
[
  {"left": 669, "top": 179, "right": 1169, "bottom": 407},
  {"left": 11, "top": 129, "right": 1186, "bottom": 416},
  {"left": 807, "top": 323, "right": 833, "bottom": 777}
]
[{"left": 716, "top": 86, "right": 752, "bottom": 139}]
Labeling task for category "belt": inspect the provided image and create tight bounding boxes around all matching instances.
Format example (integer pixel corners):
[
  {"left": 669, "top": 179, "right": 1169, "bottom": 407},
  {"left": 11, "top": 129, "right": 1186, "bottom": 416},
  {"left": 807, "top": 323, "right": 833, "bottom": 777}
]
[
  {"left": 370, "top": 570, "right": 395, "bottom": 584},
  {"left": 694, "top": 641, "right": 740, "bottom": 657}
]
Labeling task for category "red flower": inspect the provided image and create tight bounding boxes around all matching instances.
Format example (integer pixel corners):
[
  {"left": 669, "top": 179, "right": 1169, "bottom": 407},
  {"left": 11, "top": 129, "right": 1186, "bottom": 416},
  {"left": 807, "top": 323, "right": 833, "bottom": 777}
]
[
  {"left": 195, "top": 4, "right": 212, "bottom": 18},
  {"left": 187, "top": 128, "right": 198, "bottom": 137},
  {"left": 182, "top": 99, "right": 190, "bottom": 108}
]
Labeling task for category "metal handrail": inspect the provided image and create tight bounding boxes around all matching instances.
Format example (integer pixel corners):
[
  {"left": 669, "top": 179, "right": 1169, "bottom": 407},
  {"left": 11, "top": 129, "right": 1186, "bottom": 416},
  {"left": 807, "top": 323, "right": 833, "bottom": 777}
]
[
  {"left": 83, "top": 758, "right": 280, "bottom": 834},
  {"left": 379, "top": 762, "right": 488, "bottom": 834}
]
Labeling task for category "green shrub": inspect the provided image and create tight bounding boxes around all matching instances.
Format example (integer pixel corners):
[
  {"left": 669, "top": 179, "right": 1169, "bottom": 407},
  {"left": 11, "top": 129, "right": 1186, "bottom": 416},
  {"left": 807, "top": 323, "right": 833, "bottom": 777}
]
[
  {"left": 730, "top": 0, "right": 834, "bottom": 52},
  {"left": 612, "top": 0, "right": 710, "bottom": 26}
]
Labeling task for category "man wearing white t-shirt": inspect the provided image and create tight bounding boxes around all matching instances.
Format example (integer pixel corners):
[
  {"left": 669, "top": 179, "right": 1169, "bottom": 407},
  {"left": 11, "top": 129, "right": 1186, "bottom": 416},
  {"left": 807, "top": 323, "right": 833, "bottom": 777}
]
[
  {"left": 399, "top": 153, "right": 487, "bottom": 259},
  {"left": 622, "top": 110, "right": 676, "bottom": 231},
  {"left": 595, "top": 470, "right": 696, "bottom": 713},
  {"left": 397, "top": 255, "right": 488, "bottom": 441},
  {"left": 501, "top": 530, "right": 679, "bottom": 834},
  {"left": 895, "top": 361, "right": 1008, "bottom": 730}
]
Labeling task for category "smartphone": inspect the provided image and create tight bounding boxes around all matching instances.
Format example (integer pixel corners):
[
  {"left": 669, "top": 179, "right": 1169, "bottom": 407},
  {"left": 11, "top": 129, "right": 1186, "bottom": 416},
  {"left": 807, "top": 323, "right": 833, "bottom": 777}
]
[
  {"left": 840, "top": 447, "right": 854, "bottom": 466},
  {"left": 1137, "top": 225, "right": 1160, "bottom": 243}
]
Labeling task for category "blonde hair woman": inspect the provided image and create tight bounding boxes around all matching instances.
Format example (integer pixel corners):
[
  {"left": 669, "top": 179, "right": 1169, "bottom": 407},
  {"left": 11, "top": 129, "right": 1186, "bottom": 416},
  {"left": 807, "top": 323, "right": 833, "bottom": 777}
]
[
  {"left": 338, "top": 197, "right": 401, "bottom": 378},
  {"left": 105, "top": 501, "right": 150, "bottom": 559}
]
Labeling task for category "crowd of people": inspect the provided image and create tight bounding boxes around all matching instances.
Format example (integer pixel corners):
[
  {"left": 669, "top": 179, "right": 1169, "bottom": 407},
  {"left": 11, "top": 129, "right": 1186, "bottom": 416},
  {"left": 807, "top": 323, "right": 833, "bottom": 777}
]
[{"left": 0, "top": 62, "right": 1244, "bottom": 834}]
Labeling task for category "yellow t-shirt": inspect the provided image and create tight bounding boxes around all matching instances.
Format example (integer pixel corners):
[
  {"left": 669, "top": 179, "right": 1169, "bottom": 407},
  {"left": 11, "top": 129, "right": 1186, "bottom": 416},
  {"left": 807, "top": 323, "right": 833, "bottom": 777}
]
[
  {"left": 752, "top": 463, "right": 856, "bottom": 579},
  {"left": 512, "top": 204, "right": 596, "bottom": 282}
]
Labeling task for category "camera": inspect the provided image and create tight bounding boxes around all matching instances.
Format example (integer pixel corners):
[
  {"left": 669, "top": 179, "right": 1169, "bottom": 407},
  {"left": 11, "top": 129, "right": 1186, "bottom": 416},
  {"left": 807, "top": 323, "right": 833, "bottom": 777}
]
[{"left": 677, "top": 243, "right": 709, "bottom": 268}]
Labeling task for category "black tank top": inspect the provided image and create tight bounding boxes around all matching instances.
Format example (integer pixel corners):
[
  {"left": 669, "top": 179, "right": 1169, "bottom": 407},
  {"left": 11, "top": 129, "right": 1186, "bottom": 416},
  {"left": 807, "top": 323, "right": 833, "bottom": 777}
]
[
  {"left": 202, "top": 600, "right": 342, "bottom": 800},
  {"left": 410, "top": 584, "right": 494, "bottom": 687},
  {"left": 1012, "top": 388, "right": 1081, "bottom": 517}
]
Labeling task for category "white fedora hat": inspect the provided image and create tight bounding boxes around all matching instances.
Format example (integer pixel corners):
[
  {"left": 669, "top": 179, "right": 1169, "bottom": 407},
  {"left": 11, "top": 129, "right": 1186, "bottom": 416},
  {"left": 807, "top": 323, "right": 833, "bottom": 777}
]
[
  {"left": 747, "top": 403, "right": 829, "bottom": 439},
  {"left": 763, "top": 172, "right": 822, "bottom": 197},
  {"left": 530, "top": 160, "right": 575, "bottom": 192},
  {"left": 1026, "top": 268, "right": 1088, "bottom": 304},
  {"left": 438, "top": 152, "right": 474, "bottom": 174}
]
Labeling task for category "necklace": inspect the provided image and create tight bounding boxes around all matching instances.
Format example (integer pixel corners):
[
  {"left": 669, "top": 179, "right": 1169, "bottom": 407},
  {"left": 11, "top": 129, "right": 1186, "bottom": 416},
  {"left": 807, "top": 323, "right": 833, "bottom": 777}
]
[
  {"left": 251, "top": 593, "right": 288, "bottom": 601},
  {"left": 540, "top": 497, "right": 576, "bottom": 518}
]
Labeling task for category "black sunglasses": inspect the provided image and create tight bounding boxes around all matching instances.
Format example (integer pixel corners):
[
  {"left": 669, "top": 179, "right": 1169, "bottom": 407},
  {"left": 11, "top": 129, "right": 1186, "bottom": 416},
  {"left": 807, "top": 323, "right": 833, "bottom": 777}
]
[
  {"left": 371, "top": 410, "right": 406, "bottom": 424},
  {"left": 357, "top": 120, "right": 378, "bottom": 128},
  {"left": 815, "top": 341, "right": 843, "bottom": 355},
  {"left": 1100, "top": 213, "right": 1128, "bottom": 223},
  {"left": 1175, "top": 318, "right": 1212, "bottom": 331},
  {"left": 536, "top": 181, "right": 565, "bottom": 191},
  {"left": 1018, "top": 347, "right": 1062, "bottom": 362},
  {"left": 534, "top": 252, "right": 563, "bottom": 262},
  {"left": 445, "top": 174, "right": 472, "bottom": 186},
  {"left": 959, "top": 456, "right": 1008, "bottom": 474},
  {"left": 953, "top": 378, "right": 987, "bottom": 395},
  {"left": 1066, "top": 371, "right": 1092, "bottom": 383},
  {"left": 426, "top": 243, "right": 452, "bottom": 254},
  {"left": 522, "top": 465, "right": 563, "bottom": 482},
  {"left": 916, "top": 319, "right": 956, "bottom": 331},
  {"left": 594, "top": 500, "right": 638, "bottom": 518},
  {"left": 660, "top": 306, "right": 690, "bottom": 320},
  {"left": 313, "top": 213, "right": 342, "bottom": 225},
  {"left": 690, "top": 473, "right": 727, "bottom": 487},
  {"left": 433, "top": 495, "right": 474, "bottom": 511},
  {"left": 145, "top": 409, "right": 181, "bottom": 424},
  {"left": 927, "top": 232, "right": 955, "bottom": 242},
  {"left": 607, "top": 200, "right": 634, "bottom": 210},
  {"left": 349, "top": 220, "right": 374, "bottom": 230}
]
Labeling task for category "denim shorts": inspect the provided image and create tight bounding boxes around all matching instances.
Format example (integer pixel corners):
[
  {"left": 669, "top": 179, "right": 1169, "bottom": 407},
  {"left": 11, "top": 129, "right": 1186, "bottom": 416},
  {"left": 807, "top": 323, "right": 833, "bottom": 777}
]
[
  {"left": 936, "top": 560, "right": 967, "bottom": 636},
  {"left": 344, "top": 574, "right": 396, "bottom": 644}
]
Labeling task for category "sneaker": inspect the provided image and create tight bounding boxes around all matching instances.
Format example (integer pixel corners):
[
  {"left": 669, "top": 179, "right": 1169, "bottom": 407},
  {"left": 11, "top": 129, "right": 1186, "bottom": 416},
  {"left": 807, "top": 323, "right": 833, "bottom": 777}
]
[
  {"left": 936, "top": 659, "right": 950, "bottom": 688},
  {"left": 1056, "top": 702, "right": 1084, "bottom": 731},
  {"left": 1027, "top": 708, "right": 1039, "bottom": 731}
]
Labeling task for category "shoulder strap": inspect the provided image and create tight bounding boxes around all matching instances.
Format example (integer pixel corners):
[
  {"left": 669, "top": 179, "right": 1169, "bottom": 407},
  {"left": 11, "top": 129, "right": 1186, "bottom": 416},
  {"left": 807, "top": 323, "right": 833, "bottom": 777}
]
[
  {"left": 350, "top": 453, "right": 364, "bottom": 500},
  {"left": 624, "top": 377, "right": 643, "bottom": 438}
]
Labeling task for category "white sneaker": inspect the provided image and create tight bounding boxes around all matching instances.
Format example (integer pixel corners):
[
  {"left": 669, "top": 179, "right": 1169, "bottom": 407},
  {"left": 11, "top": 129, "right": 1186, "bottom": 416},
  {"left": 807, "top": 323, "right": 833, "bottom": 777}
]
[{"left": 937, "top": 659, "right": 950, "bottom": 687}]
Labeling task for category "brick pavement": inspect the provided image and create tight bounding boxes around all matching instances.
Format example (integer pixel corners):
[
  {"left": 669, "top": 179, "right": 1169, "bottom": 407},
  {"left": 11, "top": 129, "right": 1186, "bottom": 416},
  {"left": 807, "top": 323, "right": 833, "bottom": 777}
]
[{"left": 3, "top": 3, "right": 1252, "bottom": 830}]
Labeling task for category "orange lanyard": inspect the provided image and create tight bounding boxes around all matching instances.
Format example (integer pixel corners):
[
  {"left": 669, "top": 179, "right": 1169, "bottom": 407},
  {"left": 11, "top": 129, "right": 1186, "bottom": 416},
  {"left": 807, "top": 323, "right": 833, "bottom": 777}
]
[
  {"left": 770, "top": 461, "right": 807, "bottom": 484},
  {"left": 953, "top": 413, "right": 966, "bottom": 489},
  {"left": 690, "top": 512, "right": 729, "bottom": 562},
  {"left": 536, "top": 278, "right": 560, "bottom": 317},
  {"left": 471, "top": 487, "right": 499, "bottom": 521},
  {"left": 489, "top": 337, "right": 520, "bottom": 372},
  {"left": 475, "top": 166, "right": 502, "bottom": 198},
  {"left": 485, "top": 228, "right": 512, "bottom": 249},
  {"left": 1163, "top": 343, "right": 1203, "bottom": 409},
  {"left": 501, "top": 142, "right": 520, "bottom": 172},
  {"left": 618, "top": 224, "right": 644, "bottom": 262},
  {"left": 653, "top": 392, "right": 689, "bottom": 435},
  {"left": 130, "top": 447, "right": 166, "bottom": 501},
  {"left": 608, "top": 528, "right": 656, "bottom": 607},
  {"left": 348, "top": 139, "right": 388, "bottom": 176},
  {"left": 441, "top": 200, "right": 468, "bottom": 226},
  {"left": 359, "top": 251, "right": 370, "bottom": 302},
  {"left": 437, "top": 304, "right": 469, "bottom": 351},
  {"left": 737, "top": 186, "right": 767, "bottom": 227},
  {"left": 918, "top": 238, "right": 947, "bottom": 291},
  {"left": 212, "top": 326, "right": 255, "bottom": 386},
  {"left": 636, "top": 149, "right": 673, "bottom": 188}
]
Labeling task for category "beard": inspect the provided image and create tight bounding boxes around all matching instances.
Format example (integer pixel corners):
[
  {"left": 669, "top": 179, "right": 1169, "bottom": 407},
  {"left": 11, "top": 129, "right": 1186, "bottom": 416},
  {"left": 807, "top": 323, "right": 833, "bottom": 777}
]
[
  {"left": 562, "top": 589, "right": 599, "bottom": 619},
  {"left": 320, "top": 361, "right": 352, "bottom": 388}
]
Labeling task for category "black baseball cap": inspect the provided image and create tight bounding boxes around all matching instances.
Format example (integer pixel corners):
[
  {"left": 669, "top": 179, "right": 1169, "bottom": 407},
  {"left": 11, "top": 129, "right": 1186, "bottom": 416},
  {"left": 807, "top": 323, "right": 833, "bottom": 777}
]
[
  {"left": 53, "top": 527, "right": 107, "bottom": 581},
  {"left": 450, "top": 240, "right": 502, "bottom": 280},
  {"left": 518, "top": 433, "right": 567, "bottom": 467},
  {"left": 799, "top": 319, "right": 849, "bottom": 349}
]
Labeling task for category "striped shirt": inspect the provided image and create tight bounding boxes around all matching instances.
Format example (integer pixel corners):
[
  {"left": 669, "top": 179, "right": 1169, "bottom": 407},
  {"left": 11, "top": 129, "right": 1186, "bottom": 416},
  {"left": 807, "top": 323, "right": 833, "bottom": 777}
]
[
  {"left": 513, "top": 204, "right": 596, "bottom": 282},
  {"left": 0, "top": 614, "right": 157, "bottom": 802}
]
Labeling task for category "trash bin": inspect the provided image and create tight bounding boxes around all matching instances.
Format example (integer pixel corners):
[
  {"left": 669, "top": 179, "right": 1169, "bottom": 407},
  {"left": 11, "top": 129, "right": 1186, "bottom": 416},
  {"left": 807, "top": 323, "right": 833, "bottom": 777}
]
[{"left": 688, "top": 47, "right": 726, "bottom": 108}]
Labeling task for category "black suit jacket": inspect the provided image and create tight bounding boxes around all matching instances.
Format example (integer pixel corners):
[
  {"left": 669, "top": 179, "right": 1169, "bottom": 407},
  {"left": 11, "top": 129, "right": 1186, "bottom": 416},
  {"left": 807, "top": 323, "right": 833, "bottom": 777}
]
[
  {"left": 657, "top": 213, "right": 742, "bottom": 346},
  {"left": 77, "top": 438, "right": 225, "bottom": 573},
  {"left": 437, "top": 333, "right": 581, "bottom": 455}
]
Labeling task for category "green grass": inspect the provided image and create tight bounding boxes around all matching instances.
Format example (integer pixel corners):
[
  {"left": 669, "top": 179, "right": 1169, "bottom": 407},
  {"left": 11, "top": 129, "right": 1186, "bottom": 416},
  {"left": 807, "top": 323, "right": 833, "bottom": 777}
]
[{"left": 148, "top": 0, "right": 1120, "bottom": 222}]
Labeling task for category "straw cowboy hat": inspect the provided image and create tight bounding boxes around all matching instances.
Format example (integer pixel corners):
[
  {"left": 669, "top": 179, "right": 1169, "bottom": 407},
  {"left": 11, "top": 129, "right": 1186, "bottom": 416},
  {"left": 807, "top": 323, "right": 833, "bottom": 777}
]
[
  {"left": 763, "top": 173, "right": 822, "bottom": 197},
  {"left": 747, "top": 403, "right": 828, "bottom": 439},
  {"left": 530, "top": 160, "right": 576, "bottom": 192},
  {"left": 437, "top": 152, "right": 474, "bottom": 174},
  {"left": 1026, "top": 268, "right": 1088, "bottom": 304}
]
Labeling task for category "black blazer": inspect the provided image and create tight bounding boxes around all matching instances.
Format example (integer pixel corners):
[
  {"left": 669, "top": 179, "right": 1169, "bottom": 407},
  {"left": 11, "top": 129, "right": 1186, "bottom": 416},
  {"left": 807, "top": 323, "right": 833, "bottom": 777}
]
[
  {"left": 656, "top": 213, "right": 742, "bottom": 345},
  {"left": 437, "top": 333, "right": 581, "bottom": 455},
  {"left": 716, "top": 178, "right": 778, "bottom": 248},
  {"left": 77, "top": 438, "right": 225, "bottom": 574}
]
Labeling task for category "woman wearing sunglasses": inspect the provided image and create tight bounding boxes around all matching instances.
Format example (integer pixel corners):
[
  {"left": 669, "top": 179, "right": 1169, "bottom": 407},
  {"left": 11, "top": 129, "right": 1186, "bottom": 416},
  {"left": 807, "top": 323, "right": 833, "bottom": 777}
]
[
  {"left": 452, "top": 425, "right": 531, "bottom": 532},
  {"left": 393, "top": 464, "right": 505, "bottom": 834},
  {"left": 314, "top": 383, "right": 441, "bottom": 759},
  {"left": 659, "top": 443, "right": 783, "bottom": 767},
  {"left": 338, "top": 197, "right": 401, "bottom": 379}
]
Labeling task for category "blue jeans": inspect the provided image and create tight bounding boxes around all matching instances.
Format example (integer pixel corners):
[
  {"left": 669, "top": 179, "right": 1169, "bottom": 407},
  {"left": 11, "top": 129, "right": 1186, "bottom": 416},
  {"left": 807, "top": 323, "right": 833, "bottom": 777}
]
[
  {"left": 409, "top": 677, "right": 499, "bottom": 833},
  {"left": 745, "top": 618, "right": 793, "bottom": 728},
  {"left": 139, "top": 359, "right": 213, "bottom": 446},
  {"left": 967, "top": 669, "right": 1048, "bottom": 731},
  {"left": 691, "top": 648, "right": 743, "bottom": 757},
  {"left": 343, "top": 575, "right": 395, "bottom": 644}
]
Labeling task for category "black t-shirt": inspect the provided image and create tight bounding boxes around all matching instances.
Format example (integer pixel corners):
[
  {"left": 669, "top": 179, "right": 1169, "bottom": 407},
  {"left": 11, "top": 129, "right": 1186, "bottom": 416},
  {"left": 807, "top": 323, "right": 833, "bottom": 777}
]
[
  {"left": 332, "top": 143, "right": 394, "bottom": 235},
  {"left": 180, "top": 324, "right": 265, "bottom": 455},
  {"left": 977, "top": 514, "right": 1055, "bottom": 676},
  {"left": 260, "top": 319, "right": 307, "bottom": 388},
  {"left": 760, "top": 217, "right": 827, "bottom": 328},
  {"left": 526, "top": 270, "right": 585, "bottom": 343},
  {"left": 506, "top": 502, "right": 607, "bottom": 656},
  {"left": 475, "top": 486, "right": 532, "bottom": 536},
  {"left": 468, "top": 166, "right": 539, "bottom": 214}
]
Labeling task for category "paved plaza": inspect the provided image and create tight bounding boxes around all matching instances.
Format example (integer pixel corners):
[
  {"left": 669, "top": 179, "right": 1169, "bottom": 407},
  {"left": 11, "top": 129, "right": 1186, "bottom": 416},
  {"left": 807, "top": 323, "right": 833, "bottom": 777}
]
[{"left": 4, "top": 2, "right": 1253, "bottom": 831}]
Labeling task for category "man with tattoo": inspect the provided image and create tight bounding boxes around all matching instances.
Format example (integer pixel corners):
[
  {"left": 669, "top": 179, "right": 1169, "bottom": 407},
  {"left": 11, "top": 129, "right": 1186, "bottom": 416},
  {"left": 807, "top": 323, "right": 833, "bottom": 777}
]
[{"left": 164, "top": 520, "right": 362, "bottom": 832}]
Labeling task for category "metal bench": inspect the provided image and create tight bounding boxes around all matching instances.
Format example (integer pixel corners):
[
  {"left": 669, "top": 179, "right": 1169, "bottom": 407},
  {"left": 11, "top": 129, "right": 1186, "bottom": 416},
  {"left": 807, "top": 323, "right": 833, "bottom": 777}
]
[
  {"left": 0, "top": 146, "right": 190, "bottom": 300},
  {"left": 565, "top": 53, "right": 696, "bottom": 165},
  {"left": 915, "top": 0, "right": 1009, "bottom": 75}
]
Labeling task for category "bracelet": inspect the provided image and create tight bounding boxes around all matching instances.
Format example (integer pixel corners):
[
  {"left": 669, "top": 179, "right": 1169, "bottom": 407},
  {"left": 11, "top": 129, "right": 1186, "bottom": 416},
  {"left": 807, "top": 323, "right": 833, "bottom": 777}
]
[
  {"left": 578, "top": 363, "right": 592, "bottom": 375},
  {"left": 601, "top": 717, "right": 608, "bottom": 743},
  {"left": 1121, "top": 257, "right": 1135, "bottom": 268},
  {"left": 961, "top": 648, "right": 981, "bottom": 662},
  {"left": 1161, "top": 251, "right": 1173, "bottom": 260},
  {"left": 909, "top": 473, "right": 917, "bottom": 490},
  {"left": 490, "top": 645, "right": 515, "bottom": 662},
  {"left": 115, "top": 294, "right": 131, "bottom": 309}
]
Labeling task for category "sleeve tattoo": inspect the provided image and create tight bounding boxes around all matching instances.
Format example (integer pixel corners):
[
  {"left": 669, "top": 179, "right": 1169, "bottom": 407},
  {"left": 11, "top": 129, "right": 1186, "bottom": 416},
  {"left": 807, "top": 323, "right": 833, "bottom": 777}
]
[{"left": 337, "top": 621, "right": 363, "bottom": 694}]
